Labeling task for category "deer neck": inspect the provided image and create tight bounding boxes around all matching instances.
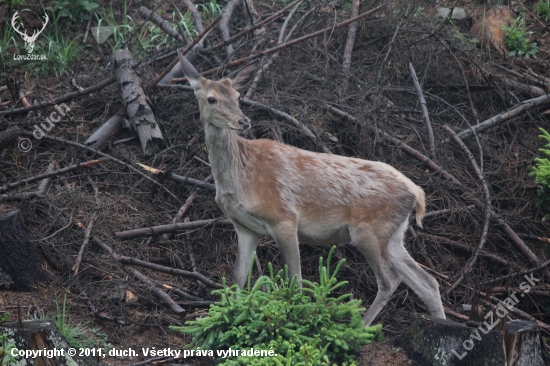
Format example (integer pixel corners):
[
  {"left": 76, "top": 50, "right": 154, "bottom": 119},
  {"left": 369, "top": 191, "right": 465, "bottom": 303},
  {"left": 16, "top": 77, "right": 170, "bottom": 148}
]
[{"left": 204, "top": 123, "right": 246, "bottom": 193}]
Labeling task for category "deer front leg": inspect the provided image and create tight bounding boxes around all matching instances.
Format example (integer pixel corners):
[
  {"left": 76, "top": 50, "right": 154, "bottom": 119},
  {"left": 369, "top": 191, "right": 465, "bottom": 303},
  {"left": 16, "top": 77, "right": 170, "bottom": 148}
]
[
  {"left": 232, "top": 223, "right": 260, "bottom": 288},
  {"left": 270, "top": 221, "right": 302, "bottom": 286}
]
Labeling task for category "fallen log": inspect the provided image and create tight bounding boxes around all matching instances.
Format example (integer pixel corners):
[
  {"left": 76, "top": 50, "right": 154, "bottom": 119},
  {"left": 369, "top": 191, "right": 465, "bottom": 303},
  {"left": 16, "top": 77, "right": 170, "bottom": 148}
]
[
  {"left": 445, "top": 93, "right": 550, "bottom": 142},
  {"left": 113, "top": 49, "right": 165, "bottom": 156},
  {"left": 83, "top": 107, "right": 125, "bottom": 150},
  {"left": 115, "top": 218, "right": 232, "bottom": 240}
]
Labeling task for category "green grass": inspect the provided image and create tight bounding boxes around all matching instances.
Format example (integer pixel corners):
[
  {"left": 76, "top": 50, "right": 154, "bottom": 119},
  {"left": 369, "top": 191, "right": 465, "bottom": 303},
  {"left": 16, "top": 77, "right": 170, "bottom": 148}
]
[
  {"left": 536, "top": 1, "right": 550, "bottom": 22},
  {"left": 55, "top": 295, "right": 97, "bottom": 349},
  {"left": 1, "top": 8, "right": 81, "bottom": 76}
]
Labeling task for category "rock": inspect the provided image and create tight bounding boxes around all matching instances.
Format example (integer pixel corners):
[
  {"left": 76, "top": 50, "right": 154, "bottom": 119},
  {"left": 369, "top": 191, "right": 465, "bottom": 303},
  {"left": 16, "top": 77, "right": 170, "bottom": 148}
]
[{"left": 436, "top": 7, "right": 467, "bottom": 20}]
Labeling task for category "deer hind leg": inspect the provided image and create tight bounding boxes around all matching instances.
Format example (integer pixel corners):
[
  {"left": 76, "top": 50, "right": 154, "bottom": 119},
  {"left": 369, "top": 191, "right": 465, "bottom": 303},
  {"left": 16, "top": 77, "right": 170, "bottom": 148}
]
[
  {"left": 389, "top": 219, "right": 446, "bottom": 319},
  {"left": 269, "top": 221, "right": 302, "bottom": 286},
  {"left": 352, "top": 224, "right": 403, "bottom": 326},
  {"left": 232, "top": 223, "right": 260, "bottom": 288}
]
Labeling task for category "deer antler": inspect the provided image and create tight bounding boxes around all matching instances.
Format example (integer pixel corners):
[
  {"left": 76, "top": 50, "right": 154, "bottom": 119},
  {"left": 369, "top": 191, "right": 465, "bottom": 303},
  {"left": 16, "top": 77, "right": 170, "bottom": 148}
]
[
  {"left": 27, "top": 13, "right": 49, "bottom": 42},
  {"left": 11, "top": 11, "right": 27, "bottom": 38}
]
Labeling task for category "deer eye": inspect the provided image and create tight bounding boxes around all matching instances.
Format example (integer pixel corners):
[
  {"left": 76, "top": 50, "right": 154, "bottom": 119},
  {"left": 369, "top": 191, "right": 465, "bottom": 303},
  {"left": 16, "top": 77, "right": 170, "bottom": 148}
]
[{"left": 207, "top": 97, "right": 216, "bottom": 104}]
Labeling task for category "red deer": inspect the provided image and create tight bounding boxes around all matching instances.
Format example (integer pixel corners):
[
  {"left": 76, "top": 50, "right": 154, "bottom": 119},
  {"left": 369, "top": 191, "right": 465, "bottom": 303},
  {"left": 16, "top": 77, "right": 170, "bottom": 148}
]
[{"left": 178, "top": 52, "right": 445, "bottom": 325}]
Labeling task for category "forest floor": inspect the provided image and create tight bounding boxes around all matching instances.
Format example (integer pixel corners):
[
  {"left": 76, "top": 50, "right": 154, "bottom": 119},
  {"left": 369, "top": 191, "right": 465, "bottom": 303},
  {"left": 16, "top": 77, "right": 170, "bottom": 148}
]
[{"left": 1, "top": 0, "right": 550, "bottom": 365}]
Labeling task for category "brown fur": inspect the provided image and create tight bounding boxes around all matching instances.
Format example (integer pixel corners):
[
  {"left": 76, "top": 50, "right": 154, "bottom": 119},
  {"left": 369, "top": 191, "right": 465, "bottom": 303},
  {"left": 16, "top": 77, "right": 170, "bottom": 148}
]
[{"left": 178, "top": 56, "right": 445, "bottom": 326}]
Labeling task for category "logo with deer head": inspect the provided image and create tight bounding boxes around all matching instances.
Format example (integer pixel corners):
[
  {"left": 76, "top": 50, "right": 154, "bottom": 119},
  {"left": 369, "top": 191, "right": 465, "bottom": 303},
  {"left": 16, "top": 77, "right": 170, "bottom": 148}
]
[{"left": 11, "top": 10, "right": 49, "bottom": 54}]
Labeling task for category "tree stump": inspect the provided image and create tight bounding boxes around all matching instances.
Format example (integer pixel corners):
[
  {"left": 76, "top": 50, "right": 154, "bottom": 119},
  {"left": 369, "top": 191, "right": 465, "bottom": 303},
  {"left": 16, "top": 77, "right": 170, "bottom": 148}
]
[
  {"left": 505, "top": 320, "right": 547, "bottom": 366},
  {"left": 398, "top": 316, "right": 505, "bottom": 365},
  {"left": 399, "top": 316, "right": 549, "bottom": 366},
  {"left": 0, "top": 205, "right": 52, "bottom": 291},
  {"left": 1, "top": 320, "right": 95, "bottom": 365}
]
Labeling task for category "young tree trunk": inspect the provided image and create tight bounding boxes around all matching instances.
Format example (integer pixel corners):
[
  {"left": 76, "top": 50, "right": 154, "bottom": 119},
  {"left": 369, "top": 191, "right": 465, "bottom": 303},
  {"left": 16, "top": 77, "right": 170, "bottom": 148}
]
[{"left": 0, "top": 205, "right": 53, "bottom": 291}]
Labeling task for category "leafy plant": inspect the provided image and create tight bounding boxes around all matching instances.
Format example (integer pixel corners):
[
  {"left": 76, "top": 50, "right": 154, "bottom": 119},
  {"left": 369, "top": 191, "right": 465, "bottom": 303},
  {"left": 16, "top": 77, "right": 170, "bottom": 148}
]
[
  {"left": 530, "top": 127, "right": 550, "bottom": 221},
  {"left": 45, "top": 0, "right": 99, "bottom": 23},
  {"left": 31, "top": 32, "right": 82, "bottom": 76},
  {"left": 0, "top": 312, "right": 10, "bottom": 323},
  {"left": 171, "top": 247, "right": 382, "bottom": 365},
  {"left": 55, "top": 295, "right": 96, "bottom": 349},
  {"left": 536, "top": 1, "right": 550, "bottom": 22},
  {"left": 198, "top": 0, "right": 223, "bottom": 17},
  {"left": 90, "top": 328, "right": 113, "bottom": 354},
  {"left": 0, "top": 334, "right": 16, "bottom": 366},
  {"left": 502, "top": 17, "right": 538, "bottom": 58}
]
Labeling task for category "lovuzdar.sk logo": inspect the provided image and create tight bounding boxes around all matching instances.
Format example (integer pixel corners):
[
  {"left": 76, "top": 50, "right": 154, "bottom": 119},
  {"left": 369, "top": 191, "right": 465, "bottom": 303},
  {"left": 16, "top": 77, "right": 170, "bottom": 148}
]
[{"left": 11, "top": 9, "right": 48, "bottom": 61}]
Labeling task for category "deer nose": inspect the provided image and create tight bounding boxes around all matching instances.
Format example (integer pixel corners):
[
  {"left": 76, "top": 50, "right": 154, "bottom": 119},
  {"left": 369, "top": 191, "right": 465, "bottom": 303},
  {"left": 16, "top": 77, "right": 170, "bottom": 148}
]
[{"left": 238, "top": 117, "right": 250, "bottom": 130}]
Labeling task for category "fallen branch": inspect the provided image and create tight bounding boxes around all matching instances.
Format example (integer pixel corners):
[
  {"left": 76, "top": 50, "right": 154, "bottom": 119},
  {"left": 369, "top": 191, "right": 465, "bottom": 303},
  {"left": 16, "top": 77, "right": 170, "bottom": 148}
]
[
  {"left": 83, "top": 107, "right": 126, "bottom": 150},
  {"left": 146, "top": 15, "right": 221, "bottom": 91},
  {"left": 72, "top": 211, "right": 99, "bottom": 275},
  {"left": 241, "top": 98, "right": 330, "bottom": 153},
  {"left": 244, "top": 0, "right": 303, "bottom": 99},
  {"left": 423, "top": 205, "right": 475, "bottom": 219},
  {"left": 409, "top": 63, "right": 436, "bottom": 160},
  {"left": 325, "top": 105, "right": 550, "bottom": 279},
  {"left": 219, "top": 0, "right": 243, "bottom": 60},
  {"left": 342, "top": 0, "right": 360, "bottom": 72},
  {"left": 115, "top": 218, "right": 232, "bottom": 240},
  {"left": 425, "top": 233, "right": 515, "bottom": 268},
  {"left": 138, "top": 6, "right": 186, "bottom": 44},
  {"left": 206, "top": 0, "right": 303, "bottom": 53},
  {"left": 444, "top": 125, "right": 491, "bottom": 295},
  {"left": 0, "top": 162, "right": 55, "bottom": 202},
  {"left": 130, "top": 268, "right": 185, "bottom": 314},
  {"left": 93, "top": 237, "right": 222, "bottom": 288},
  {"left": 137, "top": 163, "right": 216, "bottom": 190},
  {"left": 445, "top": 93, "right": 550, "bottom": 142},
  {"left": 19, "top": 132, "right": 182, "bottom": 203},
  {"left": 174, "top": 3, "right": 387, "bottom": 80},
  {"left": 0, "top": 158, "right": 107, "bottom": 193},
  {"left": 0, "top": 76, "right": 116, "bottom": 117},
  {"left": 479, "top": 260, "right": 550, "bottom": 286}
]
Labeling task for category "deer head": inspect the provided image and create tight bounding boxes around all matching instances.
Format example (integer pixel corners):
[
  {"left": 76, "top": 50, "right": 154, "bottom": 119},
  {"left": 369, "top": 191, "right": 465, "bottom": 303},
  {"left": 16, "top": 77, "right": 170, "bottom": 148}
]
[
  {"left": 11, "top": 10, "right": 49, "bottom": 54},
  {"left": 177, "top": 50, "right": 257, "bottom": 132}
]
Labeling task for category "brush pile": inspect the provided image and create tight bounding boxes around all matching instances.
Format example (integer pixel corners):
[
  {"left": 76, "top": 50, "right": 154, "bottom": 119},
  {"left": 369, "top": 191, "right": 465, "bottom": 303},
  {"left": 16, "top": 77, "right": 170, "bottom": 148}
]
[{"left": 1, "top": 0, "right": 549, "bottom": 360}]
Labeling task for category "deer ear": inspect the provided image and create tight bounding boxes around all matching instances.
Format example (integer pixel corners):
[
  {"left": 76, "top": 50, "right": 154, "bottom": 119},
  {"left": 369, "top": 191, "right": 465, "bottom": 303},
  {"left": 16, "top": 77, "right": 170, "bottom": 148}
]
[
  {"left": 224, "top": 60, "right": 259, "bottom": 90},
  {"left": 177, "top": 49, "right": 203, "bottom": 89}
]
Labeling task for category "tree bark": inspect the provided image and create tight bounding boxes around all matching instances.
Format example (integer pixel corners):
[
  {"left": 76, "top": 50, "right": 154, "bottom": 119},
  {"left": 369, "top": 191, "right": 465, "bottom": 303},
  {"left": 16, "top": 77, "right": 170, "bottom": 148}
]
[
  {"left": 113, "top": 49, "right": 165, "bottom": 156},
  {"left": 0, "top": 205, "right": 53, "bottom": 291},
  {"left": 399, "top": 316, "right": 549, "bottom": 365}
]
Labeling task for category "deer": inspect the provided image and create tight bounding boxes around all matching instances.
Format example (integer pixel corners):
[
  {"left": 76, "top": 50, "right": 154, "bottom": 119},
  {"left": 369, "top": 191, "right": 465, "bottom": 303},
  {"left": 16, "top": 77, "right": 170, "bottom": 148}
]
[{"left": 178, "top": 52, "right": 446, "bottom": 326}]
